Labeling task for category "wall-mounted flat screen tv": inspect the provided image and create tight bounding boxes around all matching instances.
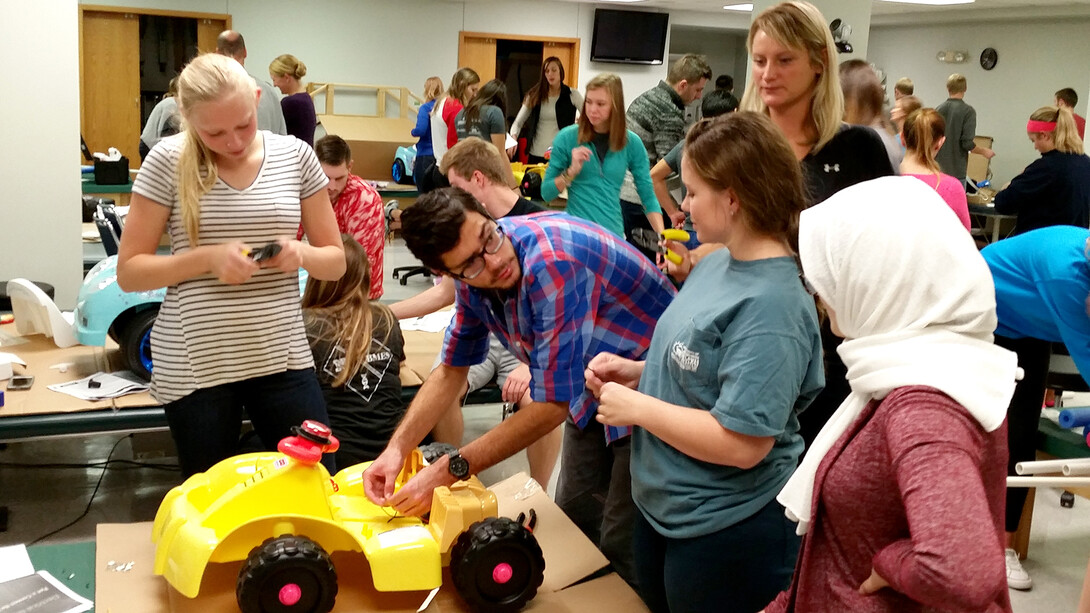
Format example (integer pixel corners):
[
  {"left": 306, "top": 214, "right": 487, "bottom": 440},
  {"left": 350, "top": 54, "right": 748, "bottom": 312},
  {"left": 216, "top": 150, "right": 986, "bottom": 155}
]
[{"left": 590, "top": 9, "right": 669, "bottom": 65}]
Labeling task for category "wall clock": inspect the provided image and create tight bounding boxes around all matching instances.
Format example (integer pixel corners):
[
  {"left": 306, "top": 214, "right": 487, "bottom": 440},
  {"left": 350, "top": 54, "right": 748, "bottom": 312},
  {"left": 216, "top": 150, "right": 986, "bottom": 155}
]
[{"left": 980, "top": 47, "right": 998, "bottom": 70}]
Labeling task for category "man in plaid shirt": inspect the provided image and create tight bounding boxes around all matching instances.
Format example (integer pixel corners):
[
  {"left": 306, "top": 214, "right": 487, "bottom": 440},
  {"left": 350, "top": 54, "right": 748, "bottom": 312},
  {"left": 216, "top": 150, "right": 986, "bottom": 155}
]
[
  {"left": 364, "top": 188, "right": 676, "bottom": 586},
  {"left": 297, "top": 135, "right": 386, "bottom": 298}
]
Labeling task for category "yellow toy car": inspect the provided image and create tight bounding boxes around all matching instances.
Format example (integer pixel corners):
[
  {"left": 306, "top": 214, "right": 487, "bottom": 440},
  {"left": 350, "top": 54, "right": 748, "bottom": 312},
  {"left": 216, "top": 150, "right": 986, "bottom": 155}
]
[{"left": 152, "top": 421, "right": 545, "bottom": 613}]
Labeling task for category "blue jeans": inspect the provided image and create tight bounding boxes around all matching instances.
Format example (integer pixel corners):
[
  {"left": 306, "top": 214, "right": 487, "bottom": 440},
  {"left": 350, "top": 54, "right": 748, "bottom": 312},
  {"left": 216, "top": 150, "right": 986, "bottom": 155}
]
[
  {"left": 162, "top": 368, "right": 334, "bottom": 477},
  {"left": 633, "top": 497, "right": 800, "bottom": 613}
]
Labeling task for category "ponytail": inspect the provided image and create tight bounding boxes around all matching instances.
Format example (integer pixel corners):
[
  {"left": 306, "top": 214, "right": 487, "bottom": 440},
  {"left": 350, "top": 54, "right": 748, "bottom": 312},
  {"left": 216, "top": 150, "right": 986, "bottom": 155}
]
[
  {"left": 903, "top": 108, "right": 945, "bottom": 178},
  {"left": 1054, "top": 106, "right": 1084, "bottom": 154},
  {"left": 176, "top": 129, "right": 218, "bottom": 247}
]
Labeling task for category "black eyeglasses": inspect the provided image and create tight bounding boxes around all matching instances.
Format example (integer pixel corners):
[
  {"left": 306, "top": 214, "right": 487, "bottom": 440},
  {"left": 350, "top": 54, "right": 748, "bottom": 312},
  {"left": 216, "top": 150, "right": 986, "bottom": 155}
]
[{"left": 450, "top": 224, "right": 506, "bottom": 280}]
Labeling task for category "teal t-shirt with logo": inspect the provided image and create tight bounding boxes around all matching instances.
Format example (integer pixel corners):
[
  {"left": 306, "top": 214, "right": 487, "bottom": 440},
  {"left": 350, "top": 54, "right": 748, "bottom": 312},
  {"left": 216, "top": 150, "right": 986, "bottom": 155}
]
[{"left": 632, "top": 249, "right": 824, "bottom": 538}]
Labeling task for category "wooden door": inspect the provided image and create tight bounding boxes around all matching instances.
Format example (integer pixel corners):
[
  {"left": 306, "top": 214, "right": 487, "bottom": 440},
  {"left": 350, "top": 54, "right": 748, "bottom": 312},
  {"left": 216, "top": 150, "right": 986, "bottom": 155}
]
[
  {"left": 459, "top": 34, "right": 497, "bottom": 83},
  {"left": 543, "top": 41, "right": 579, "bottom": 87},
  {"left": 196, "top": 17, "right": 228, "bottom": 54},
  {"left": 81, "top": 11, "right": 141, "bottom": 168}
]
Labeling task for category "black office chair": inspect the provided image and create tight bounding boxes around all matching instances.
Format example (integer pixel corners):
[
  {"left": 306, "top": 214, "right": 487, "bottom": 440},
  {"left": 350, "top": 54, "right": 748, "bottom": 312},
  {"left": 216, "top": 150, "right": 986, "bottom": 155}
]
[
  {"left": 94, "top": 204, "right": 120, "bottom": 256},
  {"left": 385, "top": 198, "right": 433, "bottom": 285}
]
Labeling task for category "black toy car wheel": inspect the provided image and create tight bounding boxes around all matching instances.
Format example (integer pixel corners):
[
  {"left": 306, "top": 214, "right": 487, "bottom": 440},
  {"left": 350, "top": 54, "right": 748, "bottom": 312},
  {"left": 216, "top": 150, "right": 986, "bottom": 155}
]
[
  {"left": 450, "top": 517, "right": 545, "bottom": 613},
  {"left": 236, "top": 535, "right": 338, "bottom": 613},
  {"left": 119, "top": 308, "right": 158, "bottom": 381}
]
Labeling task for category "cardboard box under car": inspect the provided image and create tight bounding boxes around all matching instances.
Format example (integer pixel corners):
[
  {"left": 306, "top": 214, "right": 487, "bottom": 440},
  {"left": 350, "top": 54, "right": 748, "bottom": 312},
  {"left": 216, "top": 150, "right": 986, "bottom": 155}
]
[{"left": 95, "top": 472, "right": 649, "bottom": 613}]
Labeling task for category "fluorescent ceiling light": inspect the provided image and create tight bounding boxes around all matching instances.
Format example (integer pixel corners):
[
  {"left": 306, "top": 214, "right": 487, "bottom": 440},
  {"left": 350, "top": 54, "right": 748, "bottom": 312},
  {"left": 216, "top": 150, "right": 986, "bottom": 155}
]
[
  {"left": 879, "top": 0, "right": 973, "bottom": 5},
  {"left": 723, "top": 3, "right": 753, "bottom": 10},
  {"left": 599, "top": 0, "right": 647, "bottom": 3}
]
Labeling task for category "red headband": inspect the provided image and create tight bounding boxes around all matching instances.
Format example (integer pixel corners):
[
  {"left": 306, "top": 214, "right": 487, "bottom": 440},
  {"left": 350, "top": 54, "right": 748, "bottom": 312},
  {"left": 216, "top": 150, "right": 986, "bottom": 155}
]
[{"left": 1027, "top": 120, "right": 1057, "bottom": 132}]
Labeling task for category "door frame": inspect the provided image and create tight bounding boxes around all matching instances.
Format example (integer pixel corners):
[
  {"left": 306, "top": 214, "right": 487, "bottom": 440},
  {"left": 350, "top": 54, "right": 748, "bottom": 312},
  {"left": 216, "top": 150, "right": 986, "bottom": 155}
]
[
  {"left": 458, "top": 31, "right": 580, "bottom": 87},
  {"left": 78, "top": 4, "right": 231, "bottom": 158}
]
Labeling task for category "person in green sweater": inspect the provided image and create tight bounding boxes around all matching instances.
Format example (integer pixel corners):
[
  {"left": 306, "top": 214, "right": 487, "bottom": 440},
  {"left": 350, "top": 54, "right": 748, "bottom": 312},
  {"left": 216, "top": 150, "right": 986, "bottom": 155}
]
[{"left": 542, "top": 73, "right": 664, "bottom": 239}]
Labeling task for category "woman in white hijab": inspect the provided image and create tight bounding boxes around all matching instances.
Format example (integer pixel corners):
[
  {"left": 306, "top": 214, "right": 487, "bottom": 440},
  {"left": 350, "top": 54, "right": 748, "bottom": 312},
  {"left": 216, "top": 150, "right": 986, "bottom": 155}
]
[{"left": 766, "top": 176, "right": 1018, "bottom": 613}]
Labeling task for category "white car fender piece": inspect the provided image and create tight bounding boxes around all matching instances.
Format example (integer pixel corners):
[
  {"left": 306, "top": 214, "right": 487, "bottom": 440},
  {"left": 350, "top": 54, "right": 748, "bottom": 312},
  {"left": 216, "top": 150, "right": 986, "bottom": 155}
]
[{"left": 6, "top": 279, "right": 78, "bottom": 348}]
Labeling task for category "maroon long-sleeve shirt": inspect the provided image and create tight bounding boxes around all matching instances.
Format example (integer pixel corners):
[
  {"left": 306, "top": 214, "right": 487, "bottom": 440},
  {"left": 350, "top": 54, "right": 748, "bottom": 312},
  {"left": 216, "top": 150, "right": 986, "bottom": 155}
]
[{"left": 767, "top": 386, "right": 1012, "bottom": 613}]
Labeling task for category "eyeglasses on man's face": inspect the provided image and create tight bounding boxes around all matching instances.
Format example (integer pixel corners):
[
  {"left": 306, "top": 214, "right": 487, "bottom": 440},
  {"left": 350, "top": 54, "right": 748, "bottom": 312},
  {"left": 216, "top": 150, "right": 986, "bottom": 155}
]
[{"left": 451, "top": 223, "right": 506, "bottom": 280}]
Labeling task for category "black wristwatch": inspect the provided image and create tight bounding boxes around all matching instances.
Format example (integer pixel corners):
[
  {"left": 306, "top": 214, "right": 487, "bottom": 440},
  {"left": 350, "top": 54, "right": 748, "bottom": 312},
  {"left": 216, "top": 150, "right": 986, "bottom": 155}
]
[{"left": 447, "top": 450, "right": 471, "bottom": 480}]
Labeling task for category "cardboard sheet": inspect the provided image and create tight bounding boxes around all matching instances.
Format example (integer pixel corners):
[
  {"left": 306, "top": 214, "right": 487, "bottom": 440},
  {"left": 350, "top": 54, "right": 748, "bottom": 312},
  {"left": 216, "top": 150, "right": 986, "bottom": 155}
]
[
  {"left": 95, "top": 473, "right": 640, "bottom": 613},
  {"left": 0, "top": 324, "right": 446, "bottom": 418}
]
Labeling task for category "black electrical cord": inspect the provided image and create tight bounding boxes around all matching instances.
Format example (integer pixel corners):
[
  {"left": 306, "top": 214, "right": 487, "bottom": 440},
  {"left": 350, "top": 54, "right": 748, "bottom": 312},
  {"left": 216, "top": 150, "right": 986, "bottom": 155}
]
[
  {"left": 0, "top": 459, "right": 178, "bottom": 471},
  {"left": 27, "top": 434, "right": 133, "bottom": 545}
]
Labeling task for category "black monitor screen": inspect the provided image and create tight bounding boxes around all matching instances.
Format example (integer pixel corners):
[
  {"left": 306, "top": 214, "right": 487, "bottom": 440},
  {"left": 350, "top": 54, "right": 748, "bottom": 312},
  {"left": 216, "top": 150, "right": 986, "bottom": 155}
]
[{"left": 590, "top": 9, "right": 669, "bottom": 65}]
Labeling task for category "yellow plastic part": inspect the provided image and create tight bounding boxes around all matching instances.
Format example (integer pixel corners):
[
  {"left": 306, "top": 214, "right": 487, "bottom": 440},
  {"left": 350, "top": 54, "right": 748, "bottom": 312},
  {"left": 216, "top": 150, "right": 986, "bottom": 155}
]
[
  {"left": 428, "top": 478, "right": 498, "bottom": 555},
  {"left": 660, "top": 228, "right": 689, "bottom": 265}
]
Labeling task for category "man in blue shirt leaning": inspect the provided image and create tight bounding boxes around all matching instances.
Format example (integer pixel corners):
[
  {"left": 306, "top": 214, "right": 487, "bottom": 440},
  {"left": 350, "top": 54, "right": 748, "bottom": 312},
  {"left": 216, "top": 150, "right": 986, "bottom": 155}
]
[
  {"left": 982, "top": 224, "right": 1090, "bottom": 592},
  {"left": 363, "top": 188, "right": 676, "bottom": 586}
]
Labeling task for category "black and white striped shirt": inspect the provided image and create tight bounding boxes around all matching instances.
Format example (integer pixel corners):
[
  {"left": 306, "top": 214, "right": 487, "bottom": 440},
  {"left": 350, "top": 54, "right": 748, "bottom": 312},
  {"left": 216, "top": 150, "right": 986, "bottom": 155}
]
[{"left": 133, "top": 132, "right": 327, "bottom": 403}]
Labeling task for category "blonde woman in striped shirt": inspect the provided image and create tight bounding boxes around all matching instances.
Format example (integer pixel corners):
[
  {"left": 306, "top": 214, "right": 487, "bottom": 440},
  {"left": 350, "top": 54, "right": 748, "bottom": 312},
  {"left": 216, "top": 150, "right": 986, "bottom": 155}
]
[{"left": 118, "top": 53, "right": 345, "bottom": 477}]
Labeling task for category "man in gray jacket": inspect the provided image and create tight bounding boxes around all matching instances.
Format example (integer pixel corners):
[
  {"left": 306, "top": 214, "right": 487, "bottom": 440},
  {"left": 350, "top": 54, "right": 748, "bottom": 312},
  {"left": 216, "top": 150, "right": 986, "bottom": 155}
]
[
  {"left": 620, "top": 54, "right": 711, "bottom": 258},
  {"left": 935, "top": 73, "right": 994, "bottom": 187},
  {"left": 216, "top": 30, "right": 287, "bottom": 136}
]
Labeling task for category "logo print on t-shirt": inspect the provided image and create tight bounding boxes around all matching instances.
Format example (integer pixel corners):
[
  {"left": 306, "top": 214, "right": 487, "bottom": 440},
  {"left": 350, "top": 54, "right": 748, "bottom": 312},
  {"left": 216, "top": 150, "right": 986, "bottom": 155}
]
[
  {"left": 670, "top": 341, "right": 700, "bottom": 372},
  {"left": 322, "top": 338, "right": 396, "bottom": 403},
  {"left": 823, "top": 163, "right": 840, "bottom": 173}
]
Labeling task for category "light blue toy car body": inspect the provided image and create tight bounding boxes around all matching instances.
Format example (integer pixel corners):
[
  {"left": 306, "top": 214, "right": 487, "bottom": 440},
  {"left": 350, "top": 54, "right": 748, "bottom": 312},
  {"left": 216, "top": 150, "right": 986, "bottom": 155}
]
[
  {"left": 73, "top": 256, "right": 308, "bottom": 381},
  {"left": 392, "top": 145, "right": 416, "bottom": 185}
]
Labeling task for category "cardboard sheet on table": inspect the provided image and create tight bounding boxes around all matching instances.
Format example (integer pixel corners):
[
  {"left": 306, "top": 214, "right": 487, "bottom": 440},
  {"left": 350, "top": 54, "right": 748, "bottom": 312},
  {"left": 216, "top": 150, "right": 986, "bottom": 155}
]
[
  {"left": 0, "top": 325, "right": 443, "bottom": 416},
  {"left": 95, "top": 473, "right": 634, "bottom": 613},
  {"left": 0, "top": 324, "right": 153, "bottom": 416}
]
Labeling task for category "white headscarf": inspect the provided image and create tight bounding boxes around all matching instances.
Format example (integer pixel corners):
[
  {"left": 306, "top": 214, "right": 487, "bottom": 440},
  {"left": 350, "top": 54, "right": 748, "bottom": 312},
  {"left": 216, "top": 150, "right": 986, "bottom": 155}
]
[{"left": 778, "top": 176, "right": 1019, "bottom": 535}]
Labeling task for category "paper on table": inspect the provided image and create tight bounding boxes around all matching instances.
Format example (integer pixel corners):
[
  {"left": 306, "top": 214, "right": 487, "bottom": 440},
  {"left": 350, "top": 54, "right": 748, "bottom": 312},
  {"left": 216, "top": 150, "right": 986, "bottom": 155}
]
[
  {"left": 47, "top": 371, "right": 149, "bottom": 401},
  {"left": 399, "top": 309, "right": 456, "bottom": 333},
  {"left": 0, "top": 545, "right": 33, "bottom": 583},
  {"left": 0, "top": 571, "right": 93, "bottom": 613}
]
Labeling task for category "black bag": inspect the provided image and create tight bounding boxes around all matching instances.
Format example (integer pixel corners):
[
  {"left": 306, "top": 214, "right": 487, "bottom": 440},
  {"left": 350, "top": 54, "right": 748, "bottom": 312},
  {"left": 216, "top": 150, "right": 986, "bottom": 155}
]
[{"left": 94, "top": 157, "right": 130, "bottom": 185}]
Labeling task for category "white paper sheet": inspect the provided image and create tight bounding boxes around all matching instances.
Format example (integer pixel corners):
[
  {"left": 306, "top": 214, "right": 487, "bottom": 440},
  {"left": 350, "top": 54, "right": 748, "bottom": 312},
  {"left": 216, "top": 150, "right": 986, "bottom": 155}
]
[
  {"left": 399, "top": 309, "right": 456, "bottom": 333},
  {"left": 47, "top": 371, "right": 149, "bottom": 401},
  {"left": 0, "top": 545, "right": 34, "bottom": 583}
]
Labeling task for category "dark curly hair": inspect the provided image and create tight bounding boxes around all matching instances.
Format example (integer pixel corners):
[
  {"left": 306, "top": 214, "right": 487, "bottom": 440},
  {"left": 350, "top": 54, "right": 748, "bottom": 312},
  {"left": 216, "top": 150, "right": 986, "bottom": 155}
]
[{"left": 400, "top": 187, "right": 492, "bottom": 271}]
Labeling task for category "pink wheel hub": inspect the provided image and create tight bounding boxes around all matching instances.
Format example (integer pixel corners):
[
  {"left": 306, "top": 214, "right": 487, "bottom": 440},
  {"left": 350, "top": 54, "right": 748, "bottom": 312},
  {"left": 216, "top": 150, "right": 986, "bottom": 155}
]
[
  {"left": 492, "top": 562, "right": 514, "bottom": 584},
  {"left": 279, "top": 583, "right": 302, "bottom": 606}
]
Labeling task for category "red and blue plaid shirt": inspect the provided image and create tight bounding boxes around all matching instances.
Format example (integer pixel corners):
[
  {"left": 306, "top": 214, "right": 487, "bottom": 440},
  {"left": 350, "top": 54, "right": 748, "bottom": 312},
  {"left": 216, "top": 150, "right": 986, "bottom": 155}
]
[{"left": 441, "top": 212, "right": 676, "bottom": 443}]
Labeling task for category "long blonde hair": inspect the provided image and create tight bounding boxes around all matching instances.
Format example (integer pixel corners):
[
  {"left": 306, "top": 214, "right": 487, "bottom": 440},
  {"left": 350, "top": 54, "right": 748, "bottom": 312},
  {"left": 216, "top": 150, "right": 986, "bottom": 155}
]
[
  {"left": 577, "top": 73, "right": 627, "bottom": 152},
  {"left": 301, "top": 235, "right": 395, "bottom": 388},
  {"left": 433, "top": 67, "right": 480, "bottom": 116},
  {"left": 175, "top": 53, "right": 258, "bottom": 246},
  {"left": 1030, "top": 105, "right": 1084, "bottom": 155},
  {"left": 741, "top": 1, "right": 844, "bottom": 153},
  {"left": 423, "top": 76, "right": 444, "bottom": 102}
]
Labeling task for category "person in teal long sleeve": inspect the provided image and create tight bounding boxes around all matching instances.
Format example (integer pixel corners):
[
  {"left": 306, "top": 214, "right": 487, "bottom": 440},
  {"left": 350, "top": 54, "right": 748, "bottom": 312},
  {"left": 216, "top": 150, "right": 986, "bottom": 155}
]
[{"left": 543, "top": 73, "right": 664, "bottom": 238}]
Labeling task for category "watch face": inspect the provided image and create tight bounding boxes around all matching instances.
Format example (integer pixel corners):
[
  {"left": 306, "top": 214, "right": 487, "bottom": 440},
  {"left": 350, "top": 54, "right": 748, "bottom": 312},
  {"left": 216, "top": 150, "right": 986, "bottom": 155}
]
[
  {"left": 980, "top": 48, "right": 998, "bottom": 71},
  {"left": 449, "top": 455, "right": 470, "bottom": 479}
]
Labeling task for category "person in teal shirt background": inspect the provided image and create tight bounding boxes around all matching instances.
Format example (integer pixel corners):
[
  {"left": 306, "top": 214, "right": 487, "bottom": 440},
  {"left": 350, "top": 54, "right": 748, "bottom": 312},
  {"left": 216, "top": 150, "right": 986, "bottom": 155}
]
[{"left": 542, "top": 73, "right": 664, "bottom": 238}]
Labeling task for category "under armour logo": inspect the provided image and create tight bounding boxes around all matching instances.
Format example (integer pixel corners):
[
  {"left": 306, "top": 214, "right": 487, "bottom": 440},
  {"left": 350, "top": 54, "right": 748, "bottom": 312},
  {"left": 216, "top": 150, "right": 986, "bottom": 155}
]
[{"left": 824, "top": 164, "right": 840, "bottom": 173}]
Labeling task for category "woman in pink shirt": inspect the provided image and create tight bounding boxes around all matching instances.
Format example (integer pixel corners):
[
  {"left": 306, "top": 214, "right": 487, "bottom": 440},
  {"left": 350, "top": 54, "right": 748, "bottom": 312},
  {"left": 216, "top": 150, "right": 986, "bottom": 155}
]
[
  {"left": 765, "top": 176, "right": 1018, "bottom": 613},
  {"left": 900, "top": 108, "right": 971, "bottom": 230}
]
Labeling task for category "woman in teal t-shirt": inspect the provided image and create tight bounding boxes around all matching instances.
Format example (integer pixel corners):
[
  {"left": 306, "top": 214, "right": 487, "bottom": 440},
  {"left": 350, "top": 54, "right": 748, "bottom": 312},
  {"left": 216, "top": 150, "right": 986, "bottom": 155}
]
[
  {"left": 542, "top": 73, "right": 664, "bottom": 238},
  {"left": 586, "top": 112, "right": 824, "bottom": 613}
]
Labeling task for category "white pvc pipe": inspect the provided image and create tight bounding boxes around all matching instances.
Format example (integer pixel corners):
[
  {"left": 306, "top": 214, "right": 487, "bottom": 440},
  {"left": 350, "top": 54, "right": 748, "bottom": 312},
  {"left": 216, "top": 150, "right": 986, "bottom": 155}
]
[
  {"left": 1007, "top": 476, "right": 1090, "bottom": 488},
  {"left": 1063, "top": 460, "right": 1090, "bottom": 476},
  {"left": 1015, "top": 459, "right": 1070, "bottom": 475}
]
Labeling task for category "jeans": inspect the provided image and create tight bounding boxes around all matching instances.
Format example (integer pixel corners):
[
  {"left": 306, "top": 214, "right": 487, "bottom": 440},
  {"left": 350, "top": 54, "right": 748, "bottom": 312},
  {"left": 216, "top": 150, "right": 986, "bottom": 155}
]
[
  {"left": 554, "top": 418, "right": 637, "bottom": 588},
  {"left": 163, "top": 368, "right": 334, "bottom": 477},
  {"left": 633, "top": 498, "right": 800, "bottom": 613}
]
